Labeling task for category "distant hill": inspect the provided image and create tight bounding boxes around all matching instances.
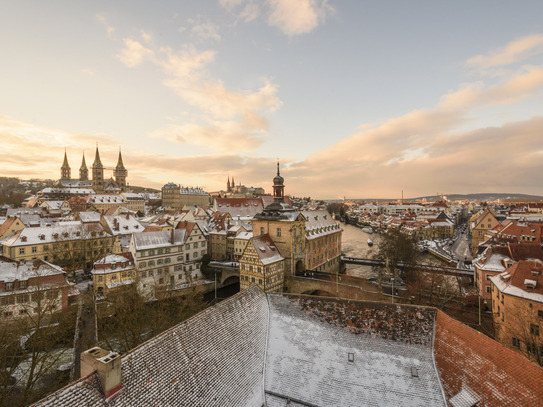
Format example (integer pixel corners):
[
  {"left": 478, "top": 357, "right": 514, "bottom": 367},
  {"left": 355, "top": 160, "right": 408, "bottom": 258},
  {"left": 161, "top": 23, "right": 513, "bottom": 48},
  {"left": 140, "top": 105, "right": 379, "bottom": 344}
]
[
  {"left": 327, "top": 193, "right": 543, "bottom": 203},
  {"left": 411, "top": 193, "right": 543, "bottom": 202}
]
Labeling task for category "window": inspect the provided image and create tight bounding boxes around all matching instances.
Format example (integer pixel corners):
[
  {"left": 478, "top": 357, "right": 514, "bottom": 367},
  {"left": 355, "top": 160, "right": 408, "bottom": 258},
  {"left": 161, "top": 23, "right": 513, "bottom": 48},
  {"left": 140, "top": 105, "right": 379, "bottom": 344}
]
[
  {"left": 141, "top": 262, "right": 147, "bottom": 268},
  {"left": 511, "top": 336, "right": 521, "bottom": 349},
  {"left": 201, "top": 242, "right": 206, "bottom": 247},
  {"left": 258, "top": 267, "right": 261, "bottom": 273},
  {"left": 112, "top": 264, "right": 117, "bottom": 270},
  {"left": 19, "top": 248, "right": 25, "bottom": 255},
  {"left": 5, "top": 282, "right": 13, "bottom": 291},
  {"left": 98, "top": 276, "right": 103, "bottom": 282},
  {"left": 485, "top": 275, "right": 491, "bottom": 281},
  {"left": 259, "top": 279, "right": 262, "bottom": 285},
  {"left": 260, "top": 227, "right": 264, "bottom": 235},
  {"left": 249, "top": 265, "right": 253, "bottom": 272},
  {"left": 527, "top": 342, "right": 537, "bottom": 355},
  {"left": 32, "top": 246, "right": 37, "bottom": 253},
  {"left": 530, "top": 324, "right": 540, "bottom": 336},
  {"left": 486, "top": 286, "right": 491, "bottom": 294},
  {"left": 251, "top": 277, "right": 255, "bottom": 283},
  {"left": 277, "top": 228, "right": 281, "bottom": 237},
  {"left": 538, "top": 310, "right": 543, "bottom": 318}
]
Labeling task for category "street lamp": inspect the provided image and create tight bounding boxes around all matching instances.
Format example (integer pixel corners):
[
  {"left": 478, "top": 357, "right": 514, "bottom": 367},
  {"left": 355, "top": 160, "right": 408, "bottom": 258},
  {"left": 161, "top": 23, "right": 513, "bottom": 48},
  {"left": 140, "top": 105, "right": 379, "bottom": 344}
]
[{"left": 391, "top": 277, "right": 394, "bottom": 304}]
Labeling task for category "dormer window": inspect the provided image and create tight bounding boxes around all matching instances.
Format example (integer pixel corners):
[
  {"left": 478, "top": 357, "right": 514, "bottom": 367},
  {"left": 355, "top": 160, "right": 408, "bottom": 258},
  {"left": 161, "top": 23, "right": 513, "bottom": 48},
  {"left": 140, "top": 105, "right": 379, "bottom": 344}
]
[
  {"left": 21, "top": 236, "right": 27, "bottom": 242},
  {"left": 525, "top": 279, "right": 537, "bottom": 289}
]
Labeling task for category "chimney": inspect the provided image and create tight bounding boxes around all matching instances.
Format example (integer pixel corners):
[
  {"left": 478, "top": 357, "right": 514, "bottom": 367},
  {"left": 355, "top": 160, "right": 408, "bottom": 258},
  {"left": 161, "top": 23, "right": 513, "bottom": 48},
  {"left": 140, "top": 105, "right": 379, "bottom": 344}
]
[
  {"left": 81, "top": 347, "right": 122, "bottom": 401},
  {"left": 171, "top": 228, "right": 175, "bottom": 244}
]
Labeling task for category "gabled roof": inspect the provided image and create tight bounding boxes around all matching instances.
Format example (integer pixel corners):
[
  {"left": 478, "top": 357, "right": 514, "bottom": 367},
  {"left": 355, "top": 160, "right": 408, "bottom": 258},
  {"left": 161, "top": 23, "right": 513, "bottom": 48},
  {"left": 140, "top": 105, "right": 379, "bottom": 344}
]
[
  {"left": 434, "top": 311, "right": 543, "bottom": 406},
  {"left": 131, "top": 230, "right": 187, "bottom": 250},
  {"left": 249, "top": 234, "right": 284, "bottom": 265}
]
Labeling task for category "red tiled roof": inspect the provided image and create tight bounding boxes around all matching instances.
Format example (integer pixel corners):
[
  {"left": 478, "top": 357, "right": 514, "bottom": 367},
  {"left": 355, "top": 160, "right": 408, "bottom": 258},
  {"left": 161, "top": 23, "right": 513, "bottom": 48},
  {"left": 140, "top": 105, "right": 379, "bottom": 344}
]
[{"left": 434, "top": 311, "right": 543, "bottom": 406}]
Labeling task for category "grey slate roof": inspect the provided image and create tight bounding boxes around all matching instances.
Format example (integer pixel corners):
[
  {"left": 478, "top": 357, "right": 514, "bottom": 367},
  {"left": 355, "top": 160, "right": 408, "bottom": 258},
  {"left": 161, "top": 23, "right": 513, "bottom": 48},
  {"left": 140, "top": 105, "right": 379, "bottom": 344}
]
[
  {"left": 32, "top": 286, "right": 269, "bottom": 407},
  {"left": 33, "top": 288, "right": 448, "bottom": 407}
]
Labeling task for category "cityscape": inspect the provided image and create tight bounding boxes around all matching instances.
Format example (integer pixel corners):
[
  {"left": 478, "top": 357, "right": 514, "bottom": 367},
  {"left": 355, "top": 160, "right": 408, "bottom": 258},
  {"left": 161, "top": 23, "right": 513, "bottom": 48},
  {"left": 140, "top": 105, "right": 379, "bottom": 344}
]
[{"left": 1, "top": 1, "right": 543, "bottom": 407}]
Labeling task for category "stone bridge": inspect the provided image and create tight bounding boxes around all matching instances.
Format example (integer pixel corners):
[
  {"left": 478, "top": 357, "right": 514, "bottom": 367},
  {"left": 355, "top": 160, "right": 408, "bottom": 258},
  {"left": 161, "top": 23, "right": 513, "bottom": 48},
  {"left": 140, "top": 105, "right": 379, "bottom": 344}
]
[
  {"left": 286, "top": 274, "right": 387, "bottom": 302},
  {"left": 209, "top": 262, "right": 240, "bottom": 286}
]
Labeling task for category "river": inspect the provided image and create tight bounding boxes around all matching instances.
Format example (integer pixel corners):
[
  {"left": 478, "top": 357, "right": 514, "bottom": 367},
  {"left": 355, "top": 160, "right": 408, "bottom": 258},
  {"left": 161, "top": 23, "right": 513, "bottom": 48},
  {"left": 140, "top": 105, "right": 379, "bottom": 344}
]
[{"left": 341, "top": 223, "right": 378, "bottom": 279}]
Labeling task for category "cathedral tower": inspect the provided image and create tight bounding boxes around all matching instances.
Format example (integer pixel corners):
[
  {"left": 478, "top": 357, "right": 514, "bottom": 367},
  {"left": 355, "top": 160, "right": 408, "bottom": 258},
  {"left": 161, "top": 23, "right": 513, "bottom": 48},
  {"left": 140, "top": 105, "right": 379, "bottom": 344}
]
[
  {"left": 79, "top": 152, "right": 88, "bottom": 181},
  {"left": 61, "top": 149, "right": 71, "bottom": 180},
  {"left": 114, "top": 148, "right": 128, "bottom": 189},
  {"left": 92, "top": 145, "right": 104, "bottom": 191}
]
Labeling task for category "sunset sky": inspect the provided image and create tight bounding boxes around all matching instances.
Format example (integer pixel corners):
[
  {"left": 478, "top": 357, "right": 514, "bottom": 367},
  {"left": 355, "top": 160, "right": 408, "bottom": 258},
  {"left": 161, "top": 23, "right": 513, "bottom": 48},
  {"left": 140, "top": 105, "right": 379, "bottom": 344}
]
[{"left": 1, "top": 1, "right": 543, "bottom": 199}]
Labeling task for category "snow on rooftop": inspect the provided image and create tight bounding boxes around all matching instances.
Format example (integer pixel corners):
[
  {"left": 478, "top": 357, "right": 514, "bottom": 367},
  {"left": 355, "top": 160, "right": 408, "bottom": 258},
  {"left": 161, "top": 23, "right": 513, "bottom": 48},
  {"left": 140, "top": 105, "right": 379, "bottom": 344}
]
[{"left": 265, "top": 296, "right": 445, "bottom": 406}]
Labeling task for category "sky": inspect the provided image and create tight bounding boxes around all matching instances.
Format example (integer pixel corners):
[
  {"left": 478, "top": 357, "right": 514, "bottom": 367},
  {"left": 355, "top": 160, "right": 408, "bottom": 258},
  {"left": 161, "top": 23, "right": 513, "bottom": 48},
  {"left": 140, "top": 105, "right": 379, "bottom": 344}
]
[{"left": 1, "top": 1, "right": 543, "bottom": 199}]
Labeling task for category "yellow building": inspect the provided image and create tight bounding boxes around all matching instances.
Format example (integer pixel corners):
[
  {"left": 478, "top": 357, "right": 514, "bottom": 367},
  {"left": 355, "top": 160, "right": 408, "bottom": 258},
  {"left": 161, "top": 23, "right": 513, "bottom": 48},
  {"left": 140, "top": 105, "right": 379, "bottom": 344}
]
[
  {"left": 251, "top": 164, "right": 342, "bottom": 277},
  {"left": 0, "top": 223, "right": 114, "bottom": 271},
  {"left": 303, "top": 210, "right": 342, "bottom": 273},
  {"left": 239, "top": 234, "right": 285, "bottom": 293},
  {"left": 490, "top": 260, "right": 543, "bottom": 366},
  {"left": 121, "top": 192, "right": 146, "bottom": 214},
  {"left": 92, "top": 253, "right": 135, "bottom": 297},
  {"left": 89, "top": 194, "right": 127, "bottom": 213},
  {"left": 470, "top": 208, "right": 499, "bottom": 253},
  {"left": 162, "top": 183, "right": 211, "bottom": 209}
]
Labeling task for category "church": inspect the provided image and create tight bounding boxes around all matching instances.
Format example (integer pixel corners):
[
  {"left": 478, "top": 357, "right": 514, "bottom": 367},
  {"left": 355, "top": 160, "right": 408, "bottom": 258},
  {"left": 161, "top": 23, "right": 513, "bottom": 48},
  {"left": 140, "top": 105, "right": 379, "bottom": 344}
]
[{"left": 59, "top": 146, "right": 128, "bottom": 193}]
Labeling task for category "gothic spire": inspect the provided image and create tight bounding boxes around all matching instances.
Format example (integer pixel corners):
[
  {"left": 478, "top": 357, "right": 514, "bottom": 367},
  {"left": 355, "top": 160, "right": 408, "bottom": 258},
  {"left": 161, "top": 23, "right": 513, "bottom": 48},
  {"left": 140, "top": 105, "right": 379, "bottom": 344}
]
[
  {"left": 116, "top": 147, "right": 126, "bottom": 169},
  {"left": 80, "top": 152, "right": 87, "bottom": 170},
  {"left": 61, "top": 149, "right": 70, "bottom": 169},
  {"left": 93, "top": 143, "right": 103, "bottom": 167}
]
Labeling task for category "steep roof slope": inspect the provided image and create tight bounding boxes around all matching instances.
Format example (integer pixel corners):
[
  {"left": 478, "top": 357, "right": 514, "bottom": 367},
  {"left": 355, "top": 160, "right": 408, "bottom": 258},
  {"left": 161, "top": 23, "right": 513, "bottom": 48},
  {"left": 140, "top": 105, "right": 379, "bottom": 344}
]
[
  {"left": 434, "top": 311, "right": 543, "bottom": 406},
  {"left": 33, "top": 286, "right": 269, "bottom": 407}
]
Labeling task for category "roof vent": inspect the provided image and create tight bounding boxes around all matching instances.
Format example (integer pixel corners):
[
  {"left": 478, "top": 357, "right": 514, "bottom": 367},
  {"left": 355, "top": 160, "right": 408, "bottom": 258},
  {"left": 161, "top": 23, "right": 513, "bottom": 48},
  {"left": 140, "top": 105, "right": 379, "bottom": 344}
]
[
  {"left": 348, "top": 353, "right": 354, "bottom": 363},
  {"left": 411, "top": 367, "right": 419, "bottom": 377}
]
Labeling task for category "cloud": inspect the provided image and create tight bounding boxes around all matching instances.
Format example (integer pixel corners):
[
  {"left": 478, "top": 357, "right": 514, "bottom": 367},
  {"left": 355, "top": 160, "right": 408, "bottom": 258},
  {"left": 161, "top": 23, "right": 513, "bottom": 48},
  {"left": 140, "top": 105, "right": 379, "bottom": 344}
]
[
  {"left": 439, "top": 65, "right": 543, "bottom": 110},
  {"left": 117, "top": 38, "right": 155, "bottom": 67},
  {"left": 96, "top": 14, "right": 115, "bottom": 38},
  {"left": 115, "top": 33, "right": 280, "bottom": 152},
  {"left": 466, "top": 33, "right": 543, "bottom": 70},
  {"left": 284, "top": 64, "right": 543, "bottom": 198},
  {"left": 267, "top": 0, "right": 332, "bottom": 36},
  {"left": 219, "top": 0, "right": 332, "bottom": 36},
  {"left": 141, "top": 30, "right": 153, "bottom": 44},
  {"left": 189, "top": 17, "right": 221, "bottom": 41}
]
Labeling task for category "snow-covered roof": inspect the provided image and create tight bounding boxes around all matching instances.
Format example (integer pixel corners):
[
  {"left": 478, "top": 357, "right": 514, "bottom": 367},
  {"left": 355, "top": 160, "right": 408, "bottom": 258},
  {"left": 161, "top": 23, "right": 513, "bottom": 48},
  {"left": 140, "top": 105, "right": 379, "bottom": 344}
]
[
  {"left": 89, "top": 195, "right": 126, "bottom": 204},
  {"left": 251, "top": 235, "right": 284, "bottom": 265},
  {"left": 1, "top": 222, "right": 109, "bottom": 247},
  {"left": 103, "top": 214, "right": 143, "bottom": 235},
  {"left": 0, "top": 258, "right": 65, "bottom": 283},
  {"left": 79, "top": 211, "right": 101, "bottom": 223},
  {"left": 33, "top": 287, "right": 452, "bottom": 407},
  {"left": 131, "top": 230, "right": 187, "bottom": 250},
  {"left": 302, "top": 210, "right": 341, "bottom": 240}
]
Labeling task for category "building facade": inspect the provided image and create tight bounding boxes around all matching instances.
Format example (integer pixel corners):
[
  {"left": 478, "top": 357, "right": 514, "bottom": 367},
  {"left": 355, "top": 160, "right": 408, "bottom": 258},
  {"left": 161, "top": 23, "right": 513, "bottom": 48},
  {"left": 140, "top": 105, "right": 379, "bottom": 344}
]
[
  {"left": 490, "top": 260, "right": 543, "bottom": 365},
  {"left": 162, "top": 183, "right": 211, "bottom": 209},
  {"left": 239, "top": 234, "right": 285, "bottom": 293}
]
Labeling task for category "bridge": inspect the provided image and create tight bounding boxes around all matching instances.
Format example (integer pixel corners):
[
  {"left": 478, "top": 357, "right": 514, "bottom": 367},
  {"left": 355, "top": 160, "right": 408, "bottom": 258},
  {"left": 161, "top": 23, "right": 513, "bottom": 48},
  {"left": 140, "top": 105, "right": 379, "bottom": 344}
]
[
  {"left": 341, "top": 256, "right": 474, "bottom": 277},
  {"left": 286, "top": 274, "right": 387, "bottom": 302}
]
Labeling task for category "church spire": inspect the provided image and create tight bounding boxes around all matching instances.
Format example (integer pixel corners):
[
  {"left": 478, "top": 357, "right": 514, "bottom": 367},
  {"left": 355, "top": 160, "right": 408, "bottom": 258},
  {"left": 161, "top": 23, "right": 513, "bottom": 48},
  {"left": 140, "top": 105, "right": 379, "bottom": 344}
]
[
  {"left": 79, "top": 152, "right": 88, "bottom": 181},
  {"left": 116, "top": 147, "right": 126, "bottom": 169},
  {"left": 61, "top": 149, "right": 71, "bottom": 180},
  {"left": 114, "top": 147, "right": 128, "bottom": 190},
  {"left": 93, "top": 144, "right": 103, "bottom": 167}
]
